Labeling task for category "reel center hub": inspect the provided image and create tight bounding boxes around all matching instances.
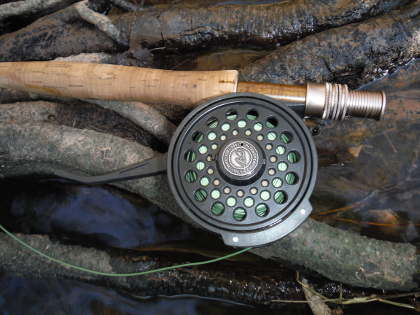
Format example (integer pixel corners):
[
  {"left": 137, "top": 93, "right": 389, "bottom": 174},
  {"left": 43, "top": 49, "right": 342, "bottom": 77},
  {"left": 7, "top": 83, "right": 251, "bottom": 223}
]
[{"left": 218, "top": 139, "right": 265, "bottom": 184}]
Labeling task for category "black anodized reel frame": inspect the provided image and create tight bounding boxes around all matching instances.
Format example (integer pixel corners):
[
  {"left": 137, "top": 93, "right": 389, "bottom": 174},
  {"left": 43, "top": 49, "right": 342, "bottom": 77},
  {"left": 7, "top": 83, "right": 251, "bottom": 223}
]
[{"left": 167, "top": 93, "right": 318, "bottom": 247}]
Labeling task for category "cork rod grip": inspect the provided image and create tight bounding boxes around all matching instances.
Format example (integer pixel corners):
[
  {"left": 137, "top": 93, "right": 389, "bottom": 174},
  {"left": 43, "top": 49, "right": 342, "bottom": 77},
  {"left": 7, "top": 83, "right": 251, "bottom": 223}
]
[{"left": 0, "top": 62, "right": 239, "bottom": 105}]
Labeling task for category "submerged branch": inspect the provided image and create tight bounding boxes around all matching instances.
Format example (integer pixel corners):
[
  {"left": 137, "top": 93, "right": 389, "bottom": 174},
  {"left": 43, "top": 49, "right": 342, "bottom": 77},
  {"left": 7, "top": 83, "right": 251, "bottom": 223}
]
[{"left": 0, "top": 231, "right": 377, "bottom": 308}]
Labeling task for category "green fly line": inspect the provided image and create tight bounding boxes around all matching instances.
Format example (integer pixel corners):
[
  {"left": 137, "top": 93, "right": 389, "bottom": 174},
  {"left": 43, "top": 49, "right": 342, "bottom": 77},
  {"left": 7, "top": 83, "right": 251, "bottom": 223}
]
[{"left": 0, "top": 223, "right": 252, "bottom": 277}]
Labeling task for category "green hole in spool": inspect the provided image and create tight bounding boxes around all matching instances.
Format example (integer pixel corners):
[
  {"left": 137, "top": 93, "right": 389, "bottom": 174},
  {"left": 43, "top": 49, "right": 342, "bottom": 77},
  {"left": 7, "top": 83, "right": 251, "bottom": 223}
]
[
  {"left": 233, "top": 207, "right": 246, "bottom": 221},
  {"left": 267, "top": 131, "right": 277, "bottom": 141},
  {"left": 196, "top": 161, "right": 205, "bottom": 171},
  {"left": 208, "top": 132, "right": 217, "bottom": 141},
  {"left": 260, "top": 190, "right": 270, "bottom": 201},
  {"left": 287, "top": 151, "right": 299, "bottom": 163},
  {"left": 244, "top": 197, "right": 254, "bottom": 208},
  {"left": 246, "top": 110, "right": 258, "bottom": 120},
  {"left": 266, "top": 117, "right": 278, "bottom": 128},
  {"left": 200, "top": 176, "right": 210, "bottom": 186},
  {"left": 285, "top": 172, "right": 298, "bottom": 185},
  {"left": 272, "top": 177, "right": 282, "bottom": 188},
  {"left": 211, "top": 189, "right": 221, "bottom": 199},
  {"left": 226, "top": 197, "right": 237, "bottom": 207},
  {"left": 192, "top": 131, "right": 204, "bottom": 143},
  {"left": 274, "top": 191, "right": 287, "bottom": 204},
  {"left": 280, "top": 132, "right": 292, "bottom": 144},
  {"left": 198, "top": 145, "right": 208, "bottom": 154},
  {"left": 255, "top": 203, "right": 269, "bottom": 217},
  {"left": 253, "top": 122, "right": 263, "bottom": 131},
  {"left": 207, "top": 117, "right": 218, "bottom": 128},
  {"left": 276, "top": 145, "right": 285, "bottom": 155},
  {"left": 185, "top": 170, "right": 197, "bottom": 183},
  {"left": 194, "top": 189, "right": 207, "bottom": 202},
  {"left": 277, "top": 162, "right": 288, "bottom": 172},
  {"left": 221, "top": 123, "right": 230, "bottom": 131},
  {"left": 226, "top": 110, "right": 238, "bottom": 120},
  {"left": 184, "top": 150, "right": 196, "bottom": 162},
  {"left": 237, "top": 120, "right": 247, "bottom": 128},
  {"left": 211, "top": 202, "right": 225, "bottom": 216}
]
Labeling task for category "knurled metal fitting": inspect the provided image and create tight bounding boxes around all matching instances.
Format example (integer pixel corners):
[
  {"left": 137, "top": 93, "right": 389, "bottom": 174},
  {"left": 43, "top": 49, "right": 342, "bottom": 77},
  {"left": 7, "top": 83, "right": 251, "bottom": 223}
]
[{"left": 305, "top": 82, "right": 386, "bottom": 120}]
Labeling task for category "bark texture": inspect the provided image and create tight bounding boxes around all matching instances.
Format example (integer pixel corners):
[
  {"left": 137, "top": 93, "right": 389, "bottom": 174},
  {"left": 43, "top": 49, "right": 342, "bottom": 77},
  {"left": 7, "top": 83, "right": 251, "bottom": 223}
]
[
  {"left": 0, "top": 0, "right": 412, "bottom": 62},
  {"left": 0, "top": 231, "right": 376, "bottom": 308},
  {"left": 0, "top": 0, "right": 77, "bottom": 22},
  {"left": 240, "top": 2, "right": 420, "bottom": 87},
  {"left": 119, "top": 0, "right": 410, "bottom": 49},
  {"left": 0, "top": 4, "right": 119, "bottom": 62}
]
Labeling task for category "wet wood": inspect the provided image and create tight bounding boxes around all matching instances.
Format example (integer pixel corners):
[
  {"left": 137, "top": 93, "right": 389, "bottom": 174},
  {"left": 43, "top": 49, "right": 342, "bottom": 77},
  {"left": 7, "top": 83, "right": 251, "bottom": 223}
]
[
  {"left": 0, "top": 5, "right": 119, "bottom": 62},
  {"left": 0, "top": 0, "right": 410, "bottom": 62},
  {"left": 119, "top": 0, "right": 409, "bottom": 49},
  {"left": 240, "top": 2, "right": 420, "bottom": 87},
  {"left": 0, "top": 0, "right": 76, "bottom": 22},
  {"left": 0, "top": 231, "right": 378, "bottom": 308}
]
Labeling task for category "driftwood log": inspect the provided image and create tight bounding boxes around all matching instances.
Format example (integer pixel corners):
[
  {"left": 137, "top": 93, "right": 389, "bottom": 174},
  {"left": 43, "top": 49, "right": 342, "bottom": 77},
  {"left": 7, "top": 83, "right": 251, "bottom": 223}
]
[{"left": 0, "top": 0, "right": 419, "bottom": 309}]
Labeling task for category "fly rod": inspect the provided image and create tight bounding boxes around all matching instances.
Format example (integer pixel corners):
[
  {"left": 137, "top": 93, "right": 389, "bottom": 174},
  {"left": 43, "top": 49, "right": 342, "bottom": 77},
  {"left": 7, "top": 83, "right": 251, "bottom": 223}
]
[{"left": 0, "top": 61, "right": 385, "bottom": 120}]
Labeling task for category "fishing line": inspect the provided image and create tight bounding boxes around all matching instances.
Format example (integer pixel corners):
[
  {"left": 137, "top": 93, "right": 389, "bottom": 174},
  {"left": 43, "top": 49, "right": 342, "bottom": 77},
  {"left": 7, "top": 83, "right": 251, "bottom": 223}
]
[{"left": 0, "top": 223, "right": 252, "bottom": 277}]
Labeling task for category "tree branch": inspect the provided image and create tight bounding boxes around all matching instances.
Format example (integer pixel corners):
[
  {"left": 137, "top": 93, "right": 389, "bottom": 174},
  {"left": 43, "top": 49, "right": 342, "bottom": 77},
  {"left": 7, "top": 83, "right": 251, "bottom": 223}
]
[
  {"left": 85, "top": 99, "right": 176, "bottom": 145},
  {"left": 75, "top": 0, "right": 128, "bottom": 47},
  {"left": 0, "top": 122, "right": 418, "bottom": 290},
  {"left": 0, "top": 231, "right": 379, "bottom": 307},
  {"left": 240, "top": 2, "right": 420, "bottom": 87},
  {"left": 0, "top": 0, "right": 77, "bottom": 22}
]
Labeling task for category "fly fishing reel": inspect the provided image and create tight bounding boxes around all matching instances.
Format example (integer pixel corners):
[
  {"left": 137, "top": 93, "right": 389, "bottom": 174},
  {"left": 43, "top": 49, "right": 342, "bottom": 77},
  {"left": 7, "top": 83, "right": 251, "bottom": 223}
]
[
  {"left": 57, "top": 93, "right": 317, "bottom": 247},
  {"left": 167, "top": 94, "right": 317, "bottom": 246}
]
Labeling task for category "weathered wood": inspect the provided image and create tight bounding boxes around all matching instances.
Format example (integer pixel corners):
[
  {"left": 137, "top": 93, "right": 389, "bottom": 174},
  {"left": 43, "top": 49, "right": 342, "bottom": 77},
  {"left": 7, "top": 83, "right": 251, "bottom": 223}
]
[
  {"left": 117, "top": 0, "right": 410, "bottom": 49},
  {"left": 86, "top": 99, "right": 176, "bottom": 145},
  {"left": 0, "top": 0, "right": 77, "bottom": 22},
  {"left": 240, "top": 2, "right": 420, "bottom": 87},
  {"left": 0, "top": 5, "right": 119, "bottom": 62},
  {"left": 0, "top": 231, "right": 376, "bottom": 308},
  {"left": 75, "top": 0, "right": 128, "bottom": 47},
  {"left": 0, "top": 0, "right": 410, "bottom": 62}
]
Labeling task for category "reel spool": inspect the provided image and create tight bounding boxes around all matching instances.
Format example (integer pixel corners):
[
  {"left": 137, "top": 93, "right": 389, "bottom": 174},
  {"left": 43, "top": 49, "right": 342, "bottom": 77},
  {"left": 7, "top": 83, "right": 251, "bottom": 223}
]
[
  {"left": 168, "top": 94, "right": 317, "bottom": 246},
  {"left": 56, "top": 93, "right": 318, "bottom": 247}
]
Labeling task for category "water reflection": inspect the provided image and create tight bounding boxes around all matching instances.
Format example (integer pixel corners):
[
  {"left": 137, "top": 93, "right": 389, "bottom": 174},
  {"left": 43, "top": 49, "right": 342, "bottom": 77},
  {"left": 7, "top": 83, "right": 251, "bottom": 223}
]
[
  {"left": 0, "top": 276, "right": 289, "bottom": 315},
  {"left": 0, "top": 180, "right": 197, "bottom": 249}
]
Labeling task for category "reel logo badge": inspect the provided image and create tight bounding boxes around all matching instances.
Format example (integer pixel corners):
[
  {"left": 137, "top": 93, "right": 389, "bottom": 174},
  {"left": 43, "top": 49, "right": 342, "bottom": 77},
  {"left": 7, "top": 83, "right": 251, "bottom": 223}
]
[{"left": 222, "top": 141, "right": 259, "bottom": 177}]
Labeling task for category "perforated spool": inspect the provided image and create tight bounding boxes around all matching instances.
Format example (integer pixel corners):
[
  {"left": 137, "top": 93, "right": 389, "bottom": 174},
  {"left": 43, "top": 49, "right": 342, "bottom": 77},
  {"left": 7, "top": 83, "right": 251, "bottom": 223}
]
[{"left": 168, "top": 93, "right": 317, "bottom": 247}]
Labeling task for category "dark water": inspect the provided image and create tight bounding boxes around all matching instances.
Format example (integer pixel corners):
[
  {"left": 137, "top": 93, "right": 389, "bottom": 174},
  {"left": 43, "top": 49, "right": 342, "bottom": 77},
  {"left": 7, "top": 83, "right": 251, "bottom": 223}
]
[
  {"left": 0, "top": 276, "right": 285, "bottom": 315},
  {"left": 0, "top": 180, "right": 200, "bottom": 249},
  {"left": 0, "top": 179, "right": 305, "bottom": 315},
  {"left": 0, "top": 178, "right": 417, "bottom": 315},
  {"left": 0, "top": 274, "right": 415, "bottom": 315}
]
